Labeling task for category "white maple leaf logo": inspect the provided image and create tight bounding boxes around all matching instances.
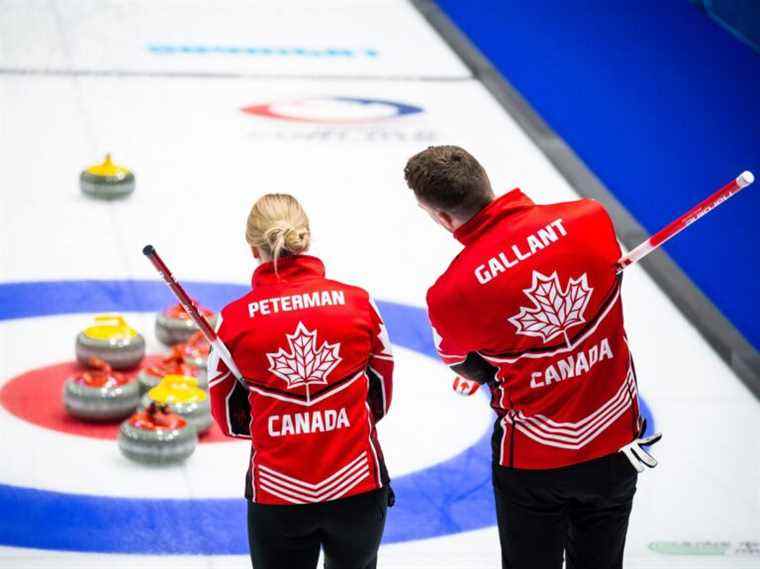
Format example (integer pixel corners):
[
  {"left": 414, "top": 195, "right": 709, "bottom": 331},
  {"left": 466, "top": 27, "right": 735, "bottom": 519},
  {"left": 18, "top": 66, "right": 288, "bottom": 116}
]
[
  {"left": 267, "top": 322, "right": 342, "bottom": 390},
  {"left": 508, "top": 271, "right": 593, "bottom": 345}
]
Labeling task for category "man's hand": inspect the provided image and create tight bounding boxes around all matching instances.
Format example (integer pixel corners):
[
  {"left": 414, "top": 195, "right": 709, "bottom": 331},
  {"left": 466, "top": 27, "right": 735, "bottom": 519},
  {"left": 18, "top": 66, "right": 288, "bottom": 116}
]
[
  {"left": 619, "top": 419, "right": 662, "bottom": 473},
  {"left": 452, "top": 376, "right": 481, "bottom": 396}
]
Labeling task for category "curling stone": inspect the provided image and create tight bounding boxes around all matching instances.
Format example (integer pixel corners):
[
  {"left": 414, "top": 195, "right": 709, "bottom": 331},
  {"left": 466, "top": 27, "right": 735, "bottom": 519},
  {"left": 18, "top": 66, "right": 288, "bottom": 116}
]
[
  {"left": 63, "top": 357, "right": 140, "bottom": 420},
  {"left": 155, "top": 302, "right": 216, "bottom": 346},
  {"left": 75, "top": 314, "right": 145, "bottom": 370},
  {"left": 118, "top": 402, "right": 197, "bottom": 464},
  {"left": 141, "top": 375, "right": 212, "bottom": 434},
  {"left": 182, "top": 332, "right": 210, "bottom": 384},
  {"left": 80, "top": 154, "right": 135, "bottom": 199},
  {"left": 136, "top": 346, "right": 205, "bottom": 395}
]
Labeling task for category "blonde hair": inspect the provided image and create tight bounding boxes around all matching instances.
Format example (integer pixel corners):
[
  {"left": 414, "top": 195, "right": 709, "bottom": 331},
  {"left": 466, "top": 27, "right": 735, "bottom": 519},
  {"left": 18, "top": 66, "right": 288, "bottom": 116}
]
[{"left": 245, "top": 194, "right": 311, "bottom": 269}]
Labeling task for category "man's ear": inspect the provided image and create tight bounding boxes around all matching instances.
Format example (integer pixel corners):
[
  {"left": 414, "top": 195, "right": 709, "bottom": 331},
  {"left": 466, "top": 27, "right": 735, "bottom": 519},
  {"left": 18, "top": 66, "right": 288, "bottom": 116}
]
[
  {"left": 419, "top": 200, "right": 457, "bottom": 233},
  {"left": 434, "top": 210, "right": 457, "bottom": 233}
]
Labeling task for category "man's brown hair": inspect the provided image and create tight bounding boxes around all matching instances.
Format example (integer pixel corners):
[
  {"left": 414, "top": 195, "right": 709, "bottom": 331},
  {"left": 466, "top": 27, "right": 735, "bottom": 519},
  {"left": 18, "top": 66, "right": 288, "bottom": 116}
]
[{"left": 404, "top": 145, "right": 493, "bottom": 219}]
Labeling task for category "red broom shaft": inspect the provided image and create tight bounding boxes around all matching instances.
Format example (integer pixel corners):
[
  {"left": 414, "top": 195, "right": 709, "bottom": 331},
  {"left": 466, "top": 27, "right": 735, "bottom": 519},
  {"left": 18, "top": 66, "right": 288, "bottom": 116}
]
[
  {"left": 618, "top": 171, "right": 754, "bottom": 270},
  {"left": 143, "top": 245, "right": 246, "bottom": 385},
  {"left": 142, "top": 245, "right": 217, "bottom": 340}
]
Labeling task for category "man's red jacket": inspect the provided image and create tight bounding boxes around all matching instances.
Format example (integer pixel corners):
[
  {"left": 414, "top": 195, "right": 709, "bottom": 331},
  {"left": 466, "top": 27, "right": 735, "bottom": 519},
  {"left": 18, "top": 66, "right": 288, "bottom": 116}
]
[
  {"left": 427, "top": 189, "right": 640, "bottom": 469},
  {"left": 208, "top": 255, "right": 393, "bottom": 504}
]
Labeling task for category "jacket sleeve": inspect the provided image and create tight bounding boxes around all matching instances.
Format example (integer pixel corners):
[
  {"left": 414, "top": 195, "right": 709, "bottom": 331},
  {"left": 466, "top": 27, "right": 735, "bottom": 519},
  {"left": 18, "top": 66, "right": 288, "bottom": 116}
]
[
  {"left": 427, "top": 286, "right": 499, "bottom": 386},
  {"left": 208, "top": 312, "right": 252, "bottom": 439},
  {"left": 366, "top": 296, "right": 394, "bottom": 423}
]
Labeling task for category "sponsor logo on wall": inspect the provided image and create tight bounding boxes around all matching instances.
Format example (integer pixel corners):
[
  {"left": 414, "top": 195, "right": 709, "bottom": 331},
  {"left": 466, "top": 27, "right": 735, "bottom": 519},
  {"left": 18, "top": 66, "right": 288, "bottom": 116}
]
[
  {"left": 649, "top": 541, "right": 760, "bottom": 557},
  {"left": 240, "top": 96, "right": 438, "bottom": 144},
  {"left": 148, "top": 45, "right": 379, "bottom": 58}
]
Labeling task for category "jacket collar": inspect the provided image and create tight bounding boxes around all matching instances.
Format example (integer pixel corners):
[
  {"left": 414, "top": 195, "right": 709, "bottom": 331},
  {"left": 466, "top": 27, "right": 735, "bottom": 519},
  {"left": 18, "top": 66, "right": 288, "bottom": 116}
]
[
  {"left": 252, "top": 255, "right": 326, "bottom": 287},
  {"left": 453, "top": 189, "right": 534, "bottom": 245}
]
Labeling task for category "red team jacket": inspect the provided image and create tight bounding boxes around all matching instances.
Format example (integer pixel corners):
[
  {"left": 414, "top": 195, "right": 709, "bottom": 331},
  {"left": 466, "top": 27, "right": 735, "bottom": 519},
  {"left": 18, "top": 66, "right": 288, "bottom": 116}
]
[
  {"left": 428, "top": 189, "right": 640, "bottom": 470},
  {"left": 208, "top": 255, "right": 394, "bottom": 505}
]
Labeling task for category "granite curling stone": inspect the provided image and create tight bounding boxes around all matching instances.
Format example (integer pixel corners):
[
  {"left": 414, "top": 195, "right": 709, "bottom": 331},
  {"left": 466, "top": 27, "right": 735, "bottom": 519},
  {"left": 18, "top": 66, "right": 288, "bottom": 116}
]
[
  {"left": 182, "top": 332, "right": 210, "bottom": 385},
  {"left": 155, "top": 302, "right": 216, "bottom": 347},
  {"left": 75, "top": 314, "right": 145, "bottom": 370},
  {"left": 80, "top": 154, "right": 135, "bottom": 199},
  {"left": 141, "top": 374, "right": 212, "bottom": 434},
  {"left": 136, "top": 345, "right": 205, "bottom": 395},
  {"left": 118, "top": 402, "right": 197, "bottom": 464},
  {"left": 63, "top": 357, "right": 140, "bottom": 420}
]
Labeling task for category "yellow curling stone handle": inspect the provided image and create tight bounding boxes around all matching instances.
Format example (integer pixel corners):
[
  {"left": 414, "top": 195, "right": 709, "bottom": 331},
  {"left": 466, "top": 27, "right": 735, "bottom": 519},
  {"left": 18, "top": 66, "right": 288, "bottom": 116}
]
[
  {"left": 148, "top": 374, "right": 207, "bottom": 404},
  {"left": 86, "top": 154, "right": 131, "bottom": 177},
  {"left": 83, "top": 314, "right": 138, "bottom": 340}
]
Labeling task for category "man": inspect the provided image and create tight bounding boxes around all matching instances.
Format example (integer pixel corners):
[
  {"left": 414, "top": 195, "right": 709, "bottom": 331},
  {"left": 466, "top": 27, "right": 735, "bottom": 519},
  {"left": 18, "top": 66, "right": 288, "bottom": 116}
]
[{"left": 404, "top": 146, "right": 661, "bottom": 569}]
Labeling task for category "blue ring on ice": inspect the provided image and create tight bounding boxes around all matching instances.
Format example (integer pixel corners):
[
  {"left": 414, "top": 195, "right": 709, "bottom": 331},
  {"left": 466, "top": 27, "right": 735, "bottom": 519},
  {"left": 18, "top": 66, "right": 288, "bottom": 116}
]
[{"left": 0, "top": 280, "right": 654, "bottom": 554}]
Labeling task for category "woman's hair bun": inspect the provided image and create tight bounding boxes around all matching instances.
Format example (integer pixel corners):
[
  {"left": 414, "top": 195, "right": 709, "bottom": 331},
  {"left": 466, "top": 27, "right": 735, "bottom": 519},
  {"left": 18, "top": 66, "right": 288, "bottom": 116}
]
[
  {"left": 262, "top": 220, "right": 310, "bottom": 257},
  {"left": 284, "top": 226, "right": 310, "bottom": 254}
]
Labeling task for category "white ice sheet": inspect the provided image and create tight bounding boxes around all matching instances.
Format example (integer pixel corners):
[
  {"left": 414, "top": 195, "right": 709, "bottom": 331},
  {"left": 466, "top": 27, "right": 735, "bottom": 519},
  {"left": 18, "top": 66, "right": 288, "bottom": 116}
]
[{"left": 0, "top": 1, "right": 757, "bottom": 568}]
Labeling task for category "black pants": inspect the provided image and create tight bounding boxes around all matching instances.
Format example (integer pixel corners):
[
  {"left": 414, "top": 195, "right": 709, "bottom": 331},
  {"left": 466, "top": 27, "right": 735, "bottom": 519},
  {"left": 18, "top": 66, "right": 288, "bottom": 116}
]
[
  {"left": 493, "top": 452, "right": 637, "bottom": 569},
  {"left": 247, "top": 487, "right": 388, "bottom": 569}
]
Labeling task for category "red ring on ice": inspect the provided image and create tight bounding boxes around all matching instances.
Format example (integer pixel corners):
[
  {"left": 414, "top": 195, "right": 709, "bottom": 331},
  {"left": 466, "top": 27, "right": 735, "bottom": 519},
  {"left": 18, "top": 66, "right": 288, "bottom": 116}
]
[{"left": 0, "top": 356, "right": 231, "bottom": 443}]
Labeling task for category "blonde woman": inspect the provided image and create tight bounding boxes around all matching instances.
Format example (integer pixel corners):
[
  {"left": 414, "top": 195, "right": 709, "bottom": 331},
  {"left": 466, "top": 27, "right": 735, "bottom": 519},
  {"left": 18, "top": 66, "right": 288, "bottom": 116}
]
[{"left": 208, "top": 194, "right": 394, "bottom": 569}]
